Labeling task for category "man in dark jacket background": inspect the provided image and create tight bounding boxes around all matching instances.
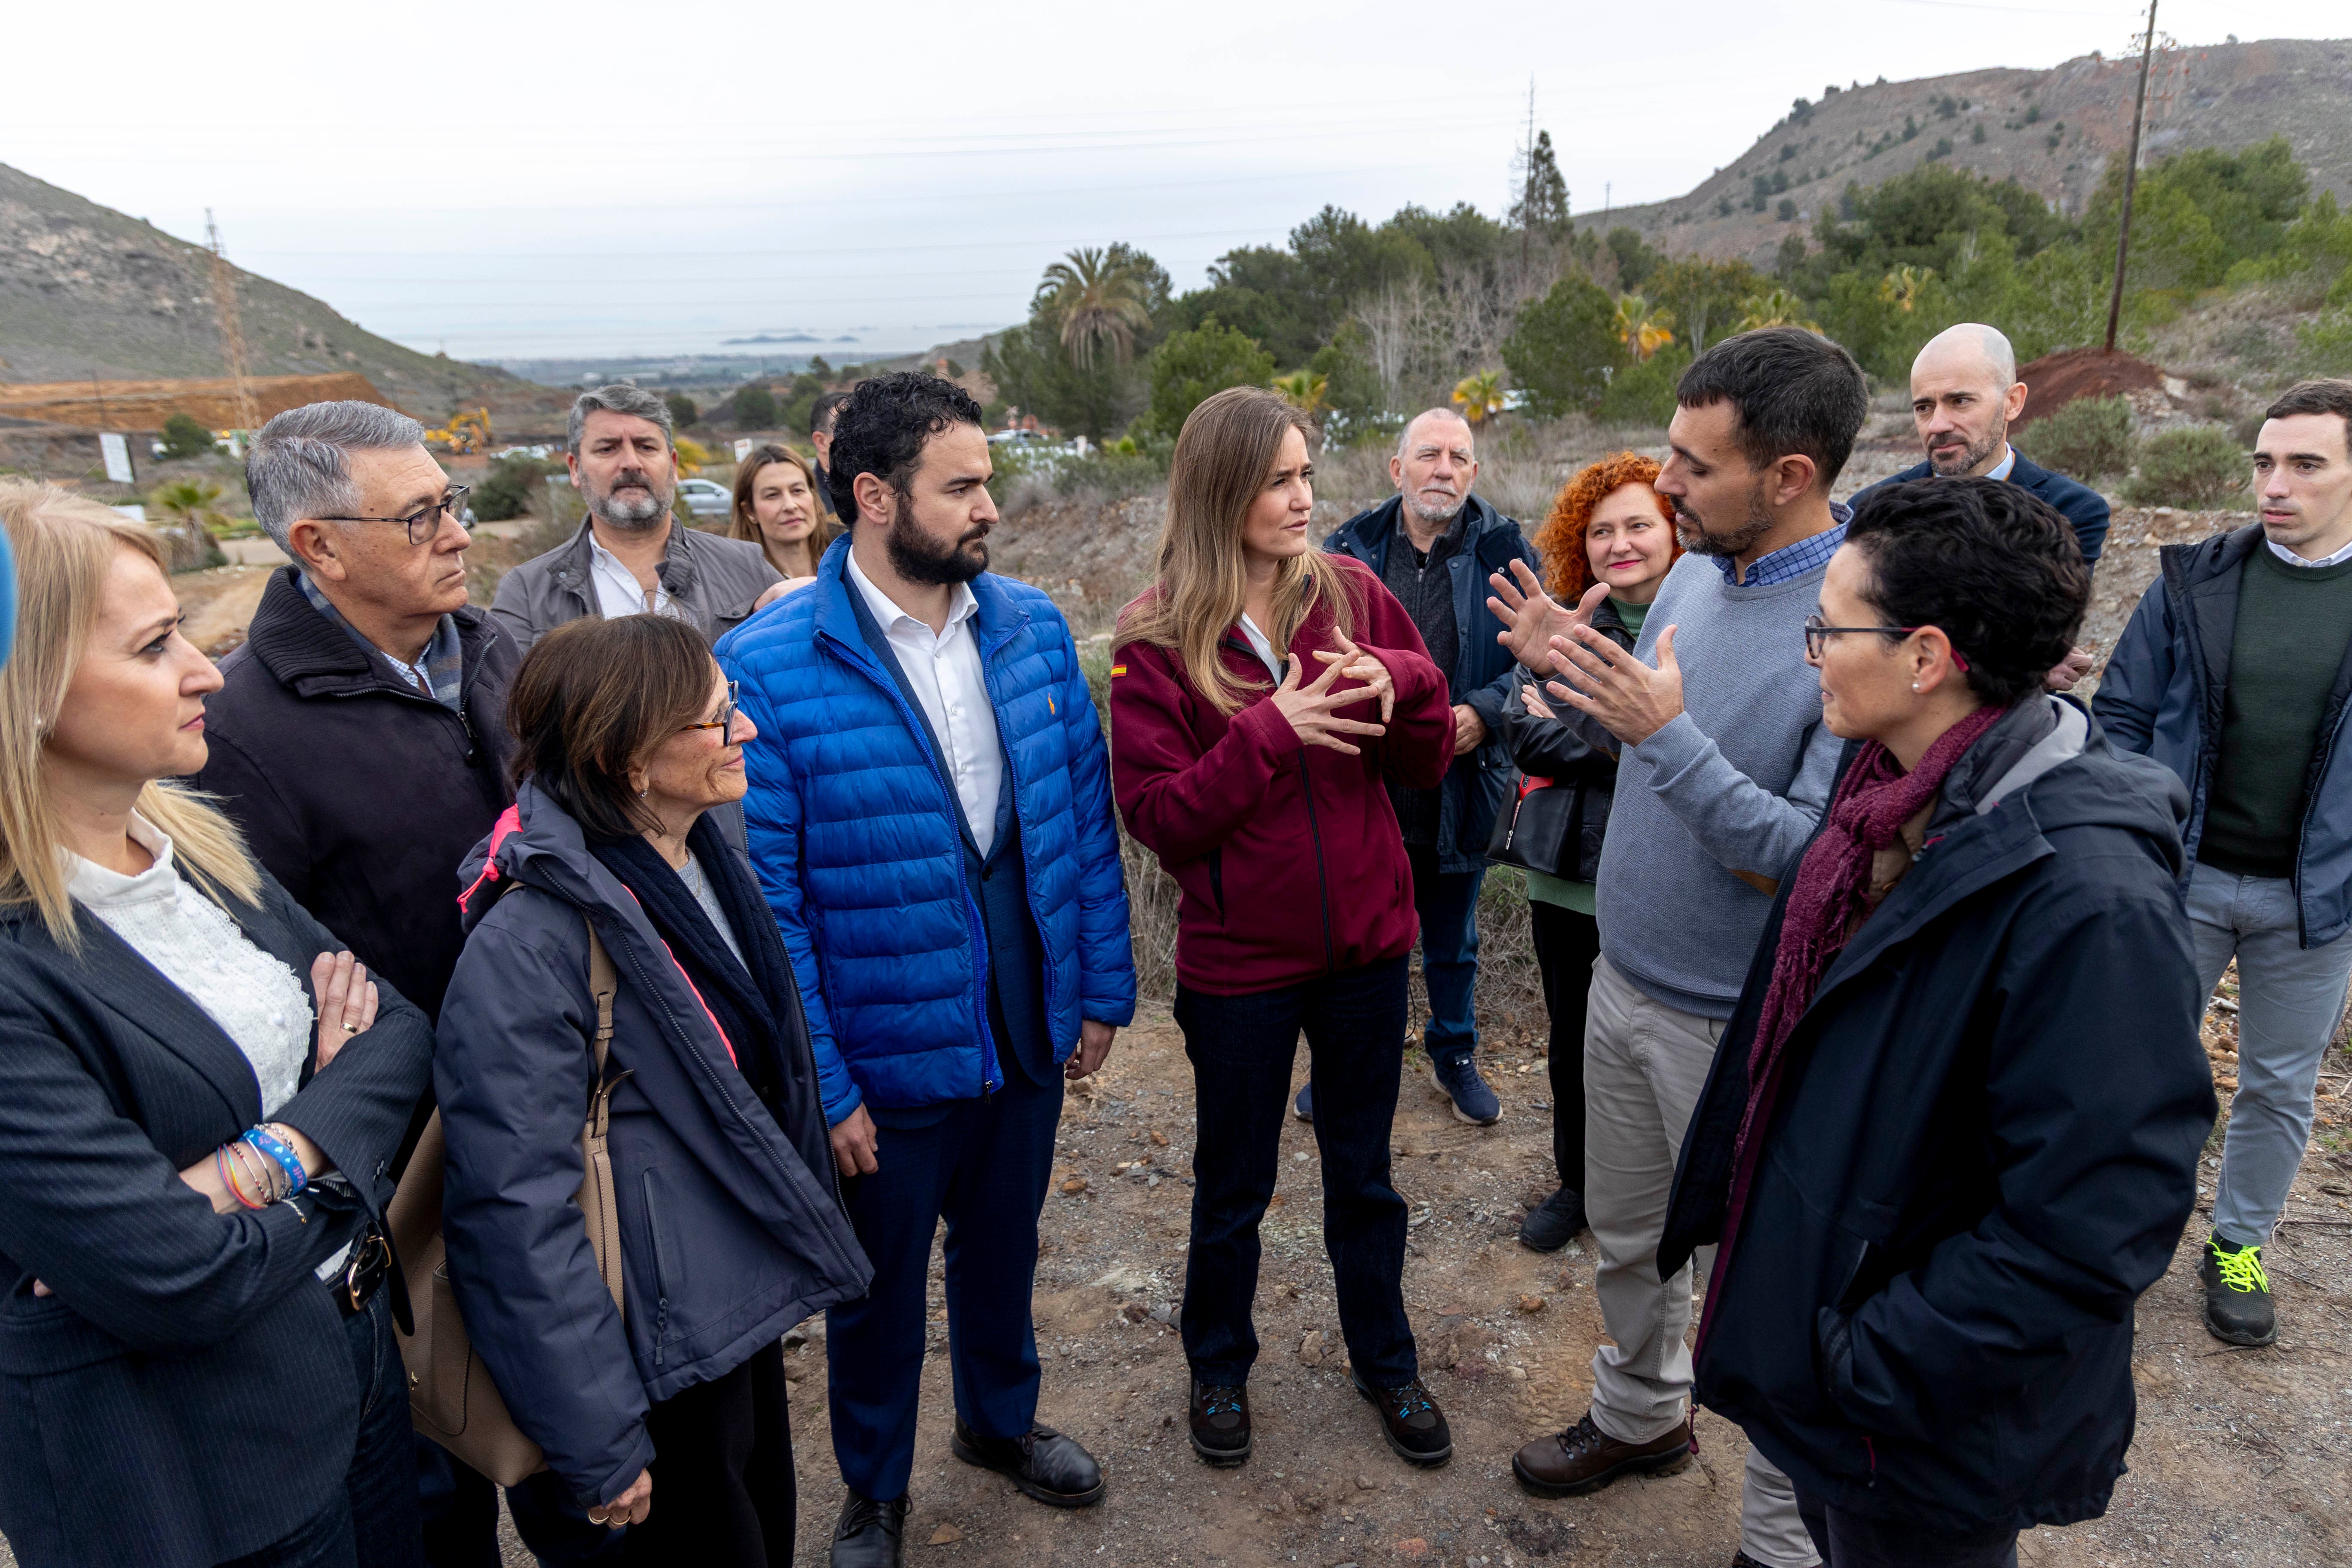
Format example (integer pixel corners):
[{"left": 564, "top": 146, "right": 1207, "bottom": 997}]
[
  {"left": 1850, "top": 323, "right": 2109, "bottom": 690},
  {"left": 193, "top": 399, "right": 613, "bottom": 1568},
  {"left": 2094, "top": 377, "right": 2352, "bottom": 1351},
  {"left": 1315, "top": 407, "right": 1538, "bottom": 1127}
]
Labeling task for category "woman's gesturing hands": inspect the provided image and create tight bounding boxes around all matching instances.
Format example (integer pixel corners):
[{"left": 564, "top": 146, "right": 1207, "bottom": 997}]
[
  {"left": 1271, "top": 634, "right": 1393, "bottom": 755},
  {"left": 309, "top": 951, "right": 377, "bottom": 1073}
]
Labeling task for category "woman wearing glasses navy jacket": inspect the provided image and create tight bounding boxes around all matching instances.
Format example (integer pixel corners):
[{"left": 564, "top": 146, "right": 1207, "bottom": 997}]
[{"left": 435, "top": 616, "right": 869, "bottom": 1564}]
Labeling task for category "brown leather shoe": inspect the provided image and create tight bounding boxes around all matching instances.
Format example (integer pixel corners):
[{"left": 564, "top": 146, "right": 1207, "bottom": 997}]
[{"left": 1510, "top": 1412, "right": 1692, "bottom": 1498}]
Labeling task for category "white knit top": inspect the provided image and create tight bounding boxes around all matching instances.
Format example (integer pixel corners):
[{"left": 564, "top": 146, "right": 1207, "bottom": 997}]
[{"left": 64, "top": 814, "right": 314, "bottom": 1118}]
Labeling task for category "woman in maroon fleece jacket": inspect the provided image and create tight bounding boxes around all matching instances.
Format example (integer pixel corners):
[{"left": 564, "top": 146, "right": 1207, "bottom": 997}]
[{"left": 1110, "top": 386, "right": 1455, "bottom": 1474}]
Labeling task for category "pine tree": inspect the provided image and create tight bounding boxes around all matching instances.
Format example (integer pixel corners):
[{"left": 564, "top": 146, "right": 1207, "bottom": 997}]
[{"left": 1510, "top": 130, "right": 1571, "bottom": 237}]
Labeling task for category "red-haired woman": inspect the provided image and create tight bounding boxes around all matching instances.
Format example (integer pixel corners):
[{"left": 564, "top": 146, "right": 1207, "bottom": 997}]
[{"left": 1494, "top": 453, "right": 1680, "bottom": 1252}]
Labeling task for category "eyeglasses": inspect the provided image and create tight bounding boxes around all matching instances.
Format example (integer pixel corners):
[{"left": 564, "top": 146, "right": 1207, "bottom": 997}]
[
  {"left": 1804, "top": 615, "right": 1971, "bottom": 671},
  {"left": 313, "top": 485, "right": 473, "bottom": 546},
  {"left": 681, "top": 681, "right": 741, "bottom": 744}
]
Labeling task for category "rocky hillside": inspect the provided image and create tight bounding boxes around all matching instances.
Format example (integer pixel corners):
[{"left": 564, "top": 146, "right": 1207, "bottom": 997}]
[
  {"left": 1600, "top": 36, "right": 2352, "bottom": 268},
  {"left": 0, "top": 162, "right": 561, "bottom": 425}
]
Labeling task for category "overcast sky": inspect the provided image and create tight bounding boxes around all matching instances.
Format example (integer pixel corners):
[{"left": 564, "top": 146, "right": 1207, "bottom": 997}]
[{"left": 3, "top": 0, "right": 2327, "bottom": 364}]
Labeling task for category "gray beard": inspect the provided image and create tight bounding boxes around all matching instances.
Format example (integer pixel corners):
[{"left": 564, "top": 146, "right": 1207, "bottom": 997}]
[
  {"left": 1928, "top": 426, "right": 2006, "bottom": 477},
  {"left": 1406, "top": 492, "right": 1464, "bottom": 529},
  {"left": 589, "top": 472, "right": 671, "bottom": 530}
]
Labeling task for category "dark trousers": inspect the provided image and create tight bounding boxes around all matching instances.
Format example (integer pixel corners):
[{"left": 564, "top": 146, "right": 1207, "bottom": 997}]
[
  {"left": 623, "top": 1341, "right": 795, "bottom": 1567},
  {"left": 1528, "top": 901, "right": 1601, "bottom": 1193},
  {"left": 345, "top": 1282, "right": 423, "bottom": 1568},
  {"left": 1408, "top": 844, "right": 1485, "bottom": 1063},
  {"left": 1176, "top": 956, "right": 1417, "bottom": 1388},
  {"left": 224, "top": 1496, "right": 356, "bottom": 1568},
  {"left": 1796, "top": 1493, "right": 2019, "bottom": 1568},
  {"left": 827, "top": 1064, "right": 1063, "bottom": 1501},
  {"left": 416, "top": 1442, "right": 618, "bottom": 1567}
]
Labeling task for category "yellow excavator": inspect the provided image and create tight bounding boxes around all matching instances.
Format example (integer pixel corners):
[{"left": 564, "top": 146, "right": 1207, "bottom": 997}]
[{"left": 423, "top": 407, "right": 493, "bottom": 455}]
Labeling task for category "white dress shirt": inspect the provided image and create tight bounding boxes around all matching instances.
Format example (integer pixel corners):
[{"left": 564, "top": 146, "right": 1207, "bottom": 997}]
[
  {"left": 1985, "top": 444, "right": 2018, "bottom": 481},
  {"left": 844, "top": 549, "right": 1006, "bottom": 856},
  {"left": 589, "top": 532, "right": 673, "bottom": 620},
  {"left": 2269, "top": 535, "right": 2352, "bottom": 569}
]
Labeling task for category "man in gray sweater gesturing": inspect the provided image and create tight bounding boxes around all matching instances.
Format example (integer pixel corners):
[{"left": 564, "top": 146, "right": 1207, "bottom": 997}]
[{"left": 1490, "top": 328, "right": 1870, "bottom": 1568}]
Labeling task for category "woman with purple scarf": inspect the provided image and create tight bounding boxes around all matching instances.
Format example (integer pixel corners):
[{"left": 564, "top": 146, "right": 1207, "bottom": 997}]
[{"left": 1654, "top": 478, "right": 2215, "bottom": 1568}]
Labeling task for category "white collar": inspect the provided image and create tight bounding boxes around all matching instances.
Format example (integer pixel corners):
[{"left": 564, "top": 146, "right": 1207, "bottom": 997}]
[
  {"left": 62, "top": 812, "right": 180, "bottom": 910},
  {"left": 1985, "top": 444, "right": 2018, "bottom": 482},
  {"left": 2268, "top": 534, "right": 2352, "bottom": 570},
  {"left": 843, "top": 546, "right": 979, "bottom": 637}
]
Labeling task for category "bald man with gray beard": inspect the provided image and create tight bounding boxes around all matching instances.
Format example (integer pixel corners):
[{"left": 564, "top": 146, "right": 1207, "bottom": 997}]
[{"left": 1850, "top": 323, "right": 2112, "bottom": 689}]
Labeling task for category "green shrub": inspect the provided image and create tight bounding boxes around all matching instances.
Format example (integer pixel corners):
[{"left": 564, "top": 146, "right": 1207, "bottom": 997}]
[
  {"left": 663, "top": 392, "right": 699, "bottom": 429},
  {"left": 1502, "top": 275, "right": 1625, "bottom": 417},
  {"left": 1145, "top": 318, "right": 1275, "bottom": 440},
  {"left": 1597, "top": 343, "right": 1690, "bottom": 428},
  {"left": 731, "top": 383, "right": 778, "bottom": 429},
  {"left": 473, "top": 454, "right": 551, "bottom": 522},
  {"left": 158, "top": 411, "right": 214, "bottom": 460},
  {"left": 2121, "top": 425, "right": 2251, "bottom": 508},
  {"left": 2023, "top": 395, "right": 2135, "bottom": 483}
]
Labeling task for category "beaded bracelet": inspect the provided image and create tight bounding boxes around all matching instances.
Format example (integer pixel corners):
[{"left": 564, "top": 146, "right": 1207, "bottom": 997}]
[
  {"left": 215, "top": 1144, "right": 267, "bottom": 1210},
  {"left": 243, "top": 1125, "right": 307, "bottom": 1200},
  {"left": 228, "top": 1136, "right": 283, "bottom": 1204}
]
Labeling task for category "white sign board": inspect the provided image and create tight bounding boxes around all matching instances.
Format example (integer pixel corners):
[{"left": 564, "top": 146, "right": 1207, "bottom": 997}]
[
  {"left": 110, "top": 504, "right": 147, "bottom": 523},
  {"left": 733, "top": 438, "right": 754, "bottom": 462},
  {"left": 100, "top": 432, "right": 134, "bottom": 485}
]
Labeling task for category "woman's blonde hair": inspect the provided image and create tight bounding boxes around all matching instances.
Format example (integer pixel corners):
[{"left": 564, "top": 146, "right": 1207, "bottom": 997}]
[
  {"left": 727, "top": 443, "right": 840, "bottom": 570},
  {"left": 1117, "top": 387, "right": 1355, "bottom": 714},
  {"left": 0, "top": 479, "right": 260, "bottom": 945}
]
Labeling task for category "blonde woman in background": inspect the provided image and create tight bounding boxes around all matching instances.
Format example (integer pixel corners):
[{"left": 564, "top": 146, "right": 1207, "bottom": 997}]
[
  {"left": 0, "top": 482, "right": 433, "bottom": 1568},
  {"left": 728, "top": 443, "right": 838, "bottom": 588}
]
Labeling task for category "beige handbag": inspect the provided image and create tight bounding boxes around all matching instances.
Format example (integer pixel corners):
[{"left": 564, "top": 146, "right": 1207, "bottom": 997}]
[{"left": 388, "top": 916, "right": 628, "bottom": 1488}]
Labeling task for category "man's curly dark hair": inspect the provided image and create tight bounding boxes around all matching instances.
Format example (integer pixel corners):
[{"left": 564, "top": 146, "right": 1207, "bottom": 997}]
[
  {"left": 1845, "top": 477, "right": 2088, "bottom": 707},
  {"left": 825, "top": 372, "right": 987, "bottom": 524}
]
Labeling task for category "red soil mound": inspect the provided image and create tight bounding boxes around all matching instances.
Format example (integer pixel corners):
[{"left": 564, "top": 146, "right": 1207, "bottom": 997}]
[{"left": 2014, "top": 347, "right": 2166, "bottom": 431}]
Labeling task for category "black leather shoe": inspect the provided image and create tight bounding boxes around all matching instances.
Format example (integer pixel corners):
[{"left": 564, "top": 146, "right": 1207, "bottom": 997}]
[
  {"left": 1519, "top": 1186, "right": 1587, "bottom": 1252},
  {"left": 950, "top": 1416, "right": 1107, "bottom": 1507},
  {"left": 830, "top": 1491, "right": 909, "bottom": 1568},
  {"left": 1188, "top": 1379, "right": 1252, "bottom": 1466},
  {"left": 1352, "top": 1375, "right": 1452, "bottom": 1466}
]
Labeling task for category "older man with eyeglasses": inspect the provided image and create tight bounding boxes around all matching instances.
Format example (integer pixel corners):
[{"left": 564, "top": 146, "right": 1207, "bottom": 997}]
[{"left": 192, "top": 399, "right": 621, "bottom": 1568}]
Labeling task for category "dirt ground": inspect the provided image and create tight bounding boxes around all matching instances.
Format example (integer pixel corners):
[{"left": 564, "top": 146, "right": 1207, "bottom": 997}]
[{"left": 490, "top": 996, "right": 2349, "bottom": 1568}]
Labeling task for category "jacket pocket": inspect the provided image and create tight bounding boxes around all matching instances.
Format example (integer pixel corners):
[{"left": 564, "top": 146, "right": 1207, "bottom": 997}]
[
  {"left": 1207, "top": 847, "right": 1225, "bottom": 923},
  {"left": 639, "top": 1169, "right": 674, "bottom": 1366}
]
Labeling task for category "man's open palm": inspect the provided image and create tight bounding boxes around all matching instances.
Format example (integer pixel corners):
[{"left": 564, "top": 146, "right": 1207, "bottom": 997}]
[{"left": 1488, "top": 560, "right": 1607, "bottom": 675}]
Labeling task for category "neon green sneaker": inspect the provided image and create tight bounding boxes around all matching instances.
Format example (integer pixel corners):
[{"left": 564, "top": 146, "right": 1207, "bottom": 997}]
[{"left": 2200, "top": 1233, "right": 2277, "bottom": 1347}]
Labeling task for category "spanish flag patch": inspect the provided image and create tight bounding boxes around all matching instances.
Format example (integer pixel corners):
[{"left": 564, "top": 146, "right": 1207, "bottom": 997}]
[{"left": 1109, "top": 665, "right": 1128, "bottom": 677}]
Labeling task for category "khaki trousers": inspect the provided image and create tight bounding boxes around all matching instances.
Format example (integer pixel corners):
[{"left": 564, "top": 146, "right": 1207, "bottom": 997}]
[{"left": 1583, "top": 953, "right": 1817, "bottom": 1568}]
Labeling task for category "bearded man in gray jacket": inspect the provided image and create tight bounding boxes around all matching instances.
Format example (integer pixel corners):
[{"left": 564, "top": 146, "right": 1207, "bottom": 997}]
[{"left": 1488, "top": 328, "right": 1870, "bottom": 1568}]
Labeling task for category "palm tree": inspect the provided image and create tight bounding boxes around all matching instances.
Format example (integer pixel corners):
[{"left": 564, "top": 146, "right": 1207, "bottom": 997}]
[
  {"left": 1452, "top": 371, "right": 1507, "bottom": 426},
  {"left": 1735, "top": 288, "right": 1819, "bottom": 333},
  {"left": 1271, "top": 371, "right": 1330, "bottom": 417},
  {"left": 1613, "top": 294, "right": 1678, "bottom": 361},
  {"left": 1035, "top": 247, "right": 1155, "bottom": 370},
  {"left": 1878, "top": 264, "right": 1935, "bottom": 313},
  {"left": 148, "top": 478, "right": 228, "bottom": 572}
]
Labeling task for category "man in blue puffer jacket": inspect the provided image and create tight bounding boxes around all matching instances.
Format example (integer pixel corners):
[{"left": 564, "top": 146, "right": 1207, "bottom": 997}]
[{"left": 719, "top": 373, "right": 1136, "bottom": 1568}]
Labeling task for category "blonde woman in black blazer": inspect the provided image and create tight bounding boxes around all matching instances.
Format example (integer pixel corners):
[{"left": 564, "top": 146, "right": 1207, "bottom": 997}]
[{"left": 0, "top": 482, "right": 432, "bottom": 1568}]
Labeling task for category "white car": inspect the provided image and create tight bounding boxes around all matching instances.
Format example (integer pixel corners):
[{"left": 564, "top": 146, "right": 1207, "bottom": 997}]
[{"left": 677, "top": 478, "right": 732, "bottom": 518}]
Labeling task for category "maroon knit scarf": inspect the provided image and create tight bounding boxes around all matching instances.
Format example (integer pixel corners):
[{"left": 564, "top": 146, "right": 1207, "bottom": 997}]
[{"left": 1694, "top": 701, "right": 2008, "bottom": 1351}]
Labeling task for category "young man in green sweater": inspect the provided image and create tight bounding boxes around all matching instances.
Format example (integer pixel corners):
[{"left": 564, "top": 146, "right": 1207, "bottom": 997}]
[{"left": 2095, "top": 377, "right": 2352, "bottom": 1348}]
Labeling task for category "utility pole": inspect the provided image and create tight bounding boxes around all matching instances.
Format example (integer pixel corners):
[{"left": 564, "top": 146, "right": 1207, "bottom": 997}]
[
  {"left": 1519, "top": 80, "right": 1537, "bottom": 271},
  {"left": 2103, "top": 0, "right": 2159, "bottom": 354},
  {"left": 204, "top": 209, "right": 262, "bottom": 438}
]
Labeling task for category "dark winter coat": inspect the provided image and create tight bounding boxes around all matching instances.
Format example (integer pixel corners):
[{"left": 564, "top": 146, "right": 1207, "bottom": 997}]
[
  {"left": 1658, "top": 697, "right": 2215, "bottom": 1536},
  {"left": 2093, "top": 523, "right": 2352, "bottom": 947},
  {"left": 0, "top": 872, "right": 432, "bottom": 1568},
  {"left": 1110, "top": 555, "right": 1453, "bottom": 994},
  {"left": 1488, "top": 597, "right": 1636, "bottom": 881},
  {"left": 434, "top": 783, "right": 871, "bottom": 1509},
  {"left": 1851, "top": 450, "right": 2112, "bottom": 567},
  {"left": 193, "top": 567, "right": 519, "bottom": 1021},
  {"left": 1323, "top": 493, "right": 1540, "bottom": 872}
]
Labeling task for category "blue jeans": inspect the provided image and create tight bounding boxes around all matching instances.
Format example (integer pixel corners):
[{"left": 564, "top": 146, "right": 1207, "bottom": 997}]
[
  {"left": 1409, "top": 844, "right": 1485, "bottom": 1064},
  {"left": 2187, "top": 861, "right": 2352, "bottom": 1246},
  {"left": 345, "top": 1281, "right": 423, "bottom": 1568},
  {"left": 1176, "top": 956, "right": 1418, "bottom": 1388}
]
